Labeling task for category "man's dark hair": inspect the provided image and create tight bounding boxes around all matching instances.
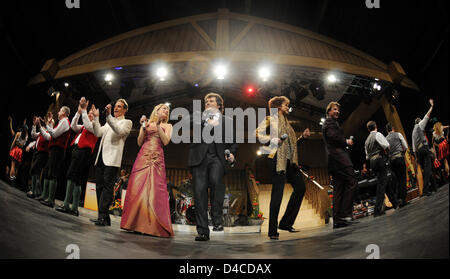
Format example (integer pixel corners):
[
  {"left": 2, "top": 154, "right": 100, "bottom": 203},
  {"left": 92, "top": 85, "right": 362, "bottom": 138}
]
[
  {"left": 386, "top": 123, "right": 393, "bottom": 133},
  {"left": 367, "top": 121, "right": 377, "bottom": 132}
]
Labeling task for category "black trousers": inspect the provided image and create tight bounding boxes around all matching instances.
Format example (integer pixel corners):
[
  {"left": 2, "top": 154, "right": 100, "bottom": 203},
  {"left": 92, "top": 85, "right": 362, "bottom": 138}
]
[
  {"left": 30, "top": 151, "right": 48, "bottom": 176},
  {"left": 95, "top": 154, "right": 119, "bottom": 219},
  {"left": 417, "top": 146, "right": 437, "bottom": 194},
  {"left": 268, "top": 157, "right": 306, "bottom": 236},
  {"left": 191, "top": 152, "right": 225, "bottom": 236},
  {"left": 370, "top": 157, "right": 398, "bottom": 214},
  {"left": 390, "top": 156, "right": 407, "bottom": 203},
  {"left": 330, "top": 166, "right": 358, "bottom": 220},
  {"left": 66, "top": 146, "right": 91, "bottom": 185},
  {"left": 45, "top": 146, "right": 65, "bottom": 179}
]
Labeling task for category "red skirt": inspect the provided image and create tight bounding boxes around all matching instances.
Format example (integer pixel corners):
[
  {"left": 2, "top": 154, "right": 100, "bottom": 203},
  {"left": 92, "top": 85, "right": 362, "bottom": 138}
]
[
  {"left": 437, "top": 139, "right": 449, "bottom": 161},
  {"left": 10, "top": 146, "right": 23, "bottom": 163}
]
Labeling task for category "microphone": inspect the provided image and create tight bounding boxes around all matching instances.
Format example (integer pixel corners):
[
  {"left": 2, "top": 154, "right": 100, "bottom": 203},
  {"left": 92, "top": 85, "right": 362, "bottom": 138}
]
[
  {"left": 141, "top": 115, "right": 147, "bottom": 128},
  {"left": 224, "top": 149, "right": 235, "bottom": 168},
  {"left": 103, "top": 102, "right": 114, "bottom": 115},
  {"left": 280, "top": 134, "right": 288, "bottom": 141}
]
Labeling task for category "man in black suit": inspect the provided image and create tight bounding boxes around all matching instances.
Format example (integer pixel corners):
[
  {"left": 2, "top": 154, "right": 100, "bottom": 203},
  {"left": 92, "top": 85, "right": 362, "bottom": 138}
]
[
  {"left": 322, "top": 102, "right": 358, "bottom": 228},
  {"left": 188, "top": 93, "right": 238, "bottom": 241}
]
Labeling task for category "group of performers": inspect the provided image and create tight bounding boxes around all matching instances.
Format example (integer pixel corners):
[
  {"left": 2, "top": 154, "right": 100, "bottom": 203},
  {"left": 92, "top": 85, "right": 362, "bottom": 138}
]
[{"left": 6, "top": 92, "right": 449, "bottom": 241}]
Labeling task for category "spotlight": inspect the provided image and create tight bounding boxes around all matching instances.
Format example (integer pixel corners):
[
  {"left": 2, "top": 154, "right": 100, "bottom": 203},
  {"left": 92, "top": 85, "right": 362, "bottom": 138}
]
[
  {"left": 214, "top": 64, "right": 227, "bottom": 80},
  {"left": 115, "top": 67, "right": 123, "bottom": 70},
  {"left": 246, "top": 86, "right": 255, "bottom": 94},
  {"left": 256, "top": 150, "right": 262, "bottom": 156},
  {"left": 326, "top": 74, "right": 338, "bottom": 83},
  {"left": 164, "top": 102, "right": 171, "bottom": 107},
  {"left": 156, "top": 67, "right": 168, "bottom": 81},
  {"left": 105, "top": 73, "right": 114, "bottom": 82},
  {"left": 258, "top": 67, "right": 271, "bottom": 82},
  {"left": 64, "top": 82, "right": 69, "bottom": 88}
]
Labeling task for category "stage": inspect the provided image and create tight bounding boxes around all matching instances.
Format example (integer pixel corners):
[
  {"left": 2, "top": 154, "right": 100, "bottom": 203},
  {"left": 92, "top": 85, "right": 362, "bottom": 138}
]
[{"left": 0, "top": 180, "right": 448, "bottom": 259}]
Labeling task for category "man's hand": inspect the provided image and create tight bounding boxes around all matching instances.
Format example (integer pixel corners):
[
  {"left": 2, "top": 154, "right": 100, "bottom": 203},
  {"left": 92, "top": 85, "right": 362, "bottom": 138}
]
[
  {"left": 347, "top": 139, "right": 354, "bottom": 146},
  {"left": 105, "top": 104, "right": 112, "bottom": 116},
  {"left": 429, "top": 99, "right": 434, "bottom": 107},
  {"left": 91, "top": 104, "right": 100, "bottom": 118},
  {"left": 225, "top": 153, "right": 235, "bottom": 163}
]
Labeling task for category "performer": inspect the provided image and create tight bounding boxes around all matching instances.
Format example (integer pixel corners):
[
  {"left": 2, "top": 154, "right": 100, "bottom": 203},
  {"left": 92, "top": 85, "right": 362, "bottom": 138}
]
[
  {"left": 26, "top": 116, "right": 50, "bottom": 199},
  {"left": 120, "top": 104, "right": 174, "bottom": 237},
  {"left": 386, "top": 123, "right": 409, "bottom": 207},
  {"left": 365, "top": 121, "right": 398, "bottom": 217},
  {"left": 8, "top": 116, "right": 28, "bottom": 182},
  {"left": 37, "top": 107, "right": 71, "bottom": 208},
  {"left": 90, "top": 99, "right": 132, "bottom": 226},
  {"left": 256, "top": 96, "right": 309, "bottom": 240},
  {"left": 432, "top": 122, "right": 449, "bottom": 180},
  {"left": 56, "top": 98, "right": 98, "bottom": 216},
  {"left": 322, "top": 102, "right": 358, "bottom": 228},
  {"left": 412, "top": 99, "right": 437, "bottom": 196},
  {"left": 188, "top": 93, "right": 238, "bottom": 241}
]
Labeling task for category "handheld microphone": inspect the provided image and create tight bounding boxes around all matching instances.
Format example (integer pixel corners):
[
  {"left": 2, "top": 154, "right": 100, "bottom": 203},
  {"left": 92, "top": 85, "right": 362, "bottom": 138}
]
[
  {"left": 280, "top": 134, "right": 288, "bottom": 141},
  {"left": 141, "top": 115, "right": 147, "bottom": 128},
  {"left": 103, "top": 102, "right": 114, "bottom": 115},
  {"left": 347, "top": 136, "right": 354, "bottom": 150},
  {"left": 224, "top": 149, "right": 235, "bottom": 168}
]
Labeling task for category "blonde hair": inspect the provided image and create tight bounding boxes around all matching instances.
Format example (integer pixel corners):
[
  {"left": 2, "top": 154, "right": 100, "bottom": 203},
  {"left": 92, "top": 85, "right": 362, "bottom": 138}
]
[
  {"left": 434, "top": 122, "right": 443, "bottom": 136},
  {"left": 149, "top": 104, "right": 170, "bottom": 124},
  {"left": 326, "top": 102, "right": 340, "bottom": 114},
  {"left": 268, "top": 96, "right": 289, "bottom": 109}
]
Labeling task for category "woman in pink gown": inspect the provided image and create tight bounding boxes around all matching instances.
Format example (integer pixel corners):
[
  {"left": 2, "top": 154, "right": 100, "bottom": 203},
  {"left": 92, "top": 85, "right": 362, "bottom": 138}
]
[{"left": 120, "top": 104, "right": 174, "bottom": 237}]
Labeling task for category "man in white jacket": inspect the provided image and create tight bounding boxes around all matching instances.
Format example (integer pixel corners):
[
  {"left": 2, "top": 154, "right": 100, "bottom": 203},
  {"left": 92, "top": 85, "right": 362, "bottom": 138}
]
[{"left": 90, "top": 99, "right": 132, "bottom": 226}]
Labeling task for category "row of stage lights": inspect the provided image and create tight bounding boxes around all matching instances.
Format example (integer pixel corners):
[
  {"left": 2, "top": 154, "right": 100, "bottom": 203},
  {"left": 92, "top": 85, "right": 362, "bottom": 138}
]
[{"left": 96, "top": 64, "right": 345, "bottom": 87}]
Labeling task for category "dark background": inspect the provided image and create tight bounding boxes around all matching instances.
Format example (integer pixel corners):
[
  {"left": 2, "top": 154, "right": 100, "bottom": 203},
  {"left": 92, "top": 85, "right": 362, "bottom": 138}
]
[{"left": 1, "top": 0, "right": 448, "bottom": 180}]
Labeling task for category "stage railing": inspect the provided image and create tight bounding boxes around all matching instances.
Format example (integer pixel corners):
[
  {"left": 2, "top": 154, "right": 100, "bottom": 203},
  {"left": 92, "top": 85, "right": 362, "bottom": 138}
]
[{"left": 301, "top": 168, "right": 331, "bottom": 221}]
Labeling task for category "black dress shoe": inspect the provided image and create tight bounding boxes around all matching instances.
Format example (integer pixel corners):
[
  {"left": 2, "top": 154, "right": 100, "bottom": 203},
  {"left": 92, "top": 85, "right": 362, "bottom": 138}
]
[
  {"left": 94, "top": 218, "right": 111, "bottom": 226},
  {"left": 40, "top": 200, "right": 54, "bottom": 208},
  {"left": 35, "top": 196, "right": 45, "bottom": 201},
  {"left": 373, "top": 211, "right": 386, "bottom": 217},
  {"left": 90, "top": 218, "right": 98, "bottom": 223},
  {"left": 71, "top": 210, "right": 79, "bottom": 217},
  {"left": 195, "top": 234, "right": 210, "bottom": 241},
  {"left": 27, "top": 193, "right": 36, "bottom": 199},
  {"left": 333, "top": 221, "right": 349, "bottom": 229},
  {"left": 279, "top": 226, "right": 299, "bottom": 233},
  {"left": 213, "top": 225, "right": 224, "bottom": 231},
  {"left": 56, "top": 205, "right": 71, "bottom": 214},
  {"left": 399, "top": 201, "right": 410, "bottom": 208},
  {"left": 268, "top": 234, "right": 279, "bottom": 240}
]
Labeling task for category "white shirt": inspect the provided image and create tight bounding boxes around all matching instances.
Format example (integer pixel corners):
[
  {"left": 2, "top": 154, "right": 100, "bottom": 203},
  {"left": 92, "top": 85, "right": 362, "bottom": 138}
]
[
  {"left": 40, "top": 117, "right": 70, "bottom": 141},
  {"left": 71, "top": 110, "right": 94, "bottom": 145},
  {"left": 365, "top": 131, "right": 390, "bottom": 160}
]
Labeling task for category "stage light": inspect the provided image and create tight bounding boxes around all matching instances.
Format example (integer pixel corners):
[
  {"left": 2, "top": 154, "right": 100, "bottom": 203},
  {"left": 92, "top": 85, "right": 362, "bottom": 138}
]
[
  {"left": 214, "top": 64, "right": 227, "bottom": 80},
  {"left": 247, "top": 86, "right": 255, "bottom": 94},
  {"left": 326, "top": 74, "right": 338, "bottom": 83},
  {"left": 259, "top": 67, "right": 271, "bottom": 81},
  {"left": 194, "top": 83, "right": 199, "bottom": 87},
  {"left": 64, "top": 82, "right": 69, "bottom": 88},
  {"left": 257, "top": 150, "right": 262, "bottom": 156},
  {"left": 105, "top": 73, "right": 114, "bottom": 82},
  {"left": 115, "top": 67, "right": 123, "bottom": 70},
  {"left": 156, "top": 67, "right": 168, "bottom": 81},
  {"left": 164, "top": 102, "right": 171, "bottom": 107},
  {"left": 373, "top": 83, "right": 381, "bottom": 91}
]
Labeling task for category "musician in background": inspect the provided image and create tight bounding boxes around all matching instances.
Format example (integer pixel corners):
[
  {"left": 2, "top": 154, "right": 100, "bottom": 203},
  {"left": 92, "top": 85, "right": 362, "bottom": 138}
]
[{"left": 256, "top": 96, "right": 310, "bottom": 240}]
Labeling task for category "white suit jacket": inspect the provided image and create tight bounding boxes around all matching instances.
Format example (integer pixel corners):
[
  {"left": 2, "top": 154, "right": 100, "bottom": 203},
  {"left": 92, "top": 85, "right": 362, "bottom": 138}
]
[{"left": 92, "top": 115, "right": 133, "bottom": 167}]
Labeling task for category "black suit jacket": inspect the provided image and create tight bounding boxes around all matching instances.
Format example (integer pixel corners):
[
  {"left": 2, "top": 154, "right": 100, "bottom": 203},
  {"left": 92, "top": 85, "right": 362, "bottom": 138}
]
[
  {"left": 322, "top": 117, "right": 353, "bottom": 173},
  {"left": 188, "top": 114, "right": 239, "bottom": 173}
]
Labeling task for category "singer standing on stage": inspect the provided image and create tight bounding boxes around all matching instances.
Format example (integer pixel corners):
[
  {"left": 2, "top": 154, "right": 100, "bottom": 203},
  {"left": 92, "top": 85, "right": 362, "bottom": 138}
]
[
  {"left": 90, "top": 99, "right": 132, "bottom": 226},
  {"left": 322, "top": 102, "right": 358, "bottom": 228},
  {"left": 256, "top": 96, "right": 310, "bottom": 240},
  {"left": 188, "top": 93, "right": 238, "bottom": 241}
]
